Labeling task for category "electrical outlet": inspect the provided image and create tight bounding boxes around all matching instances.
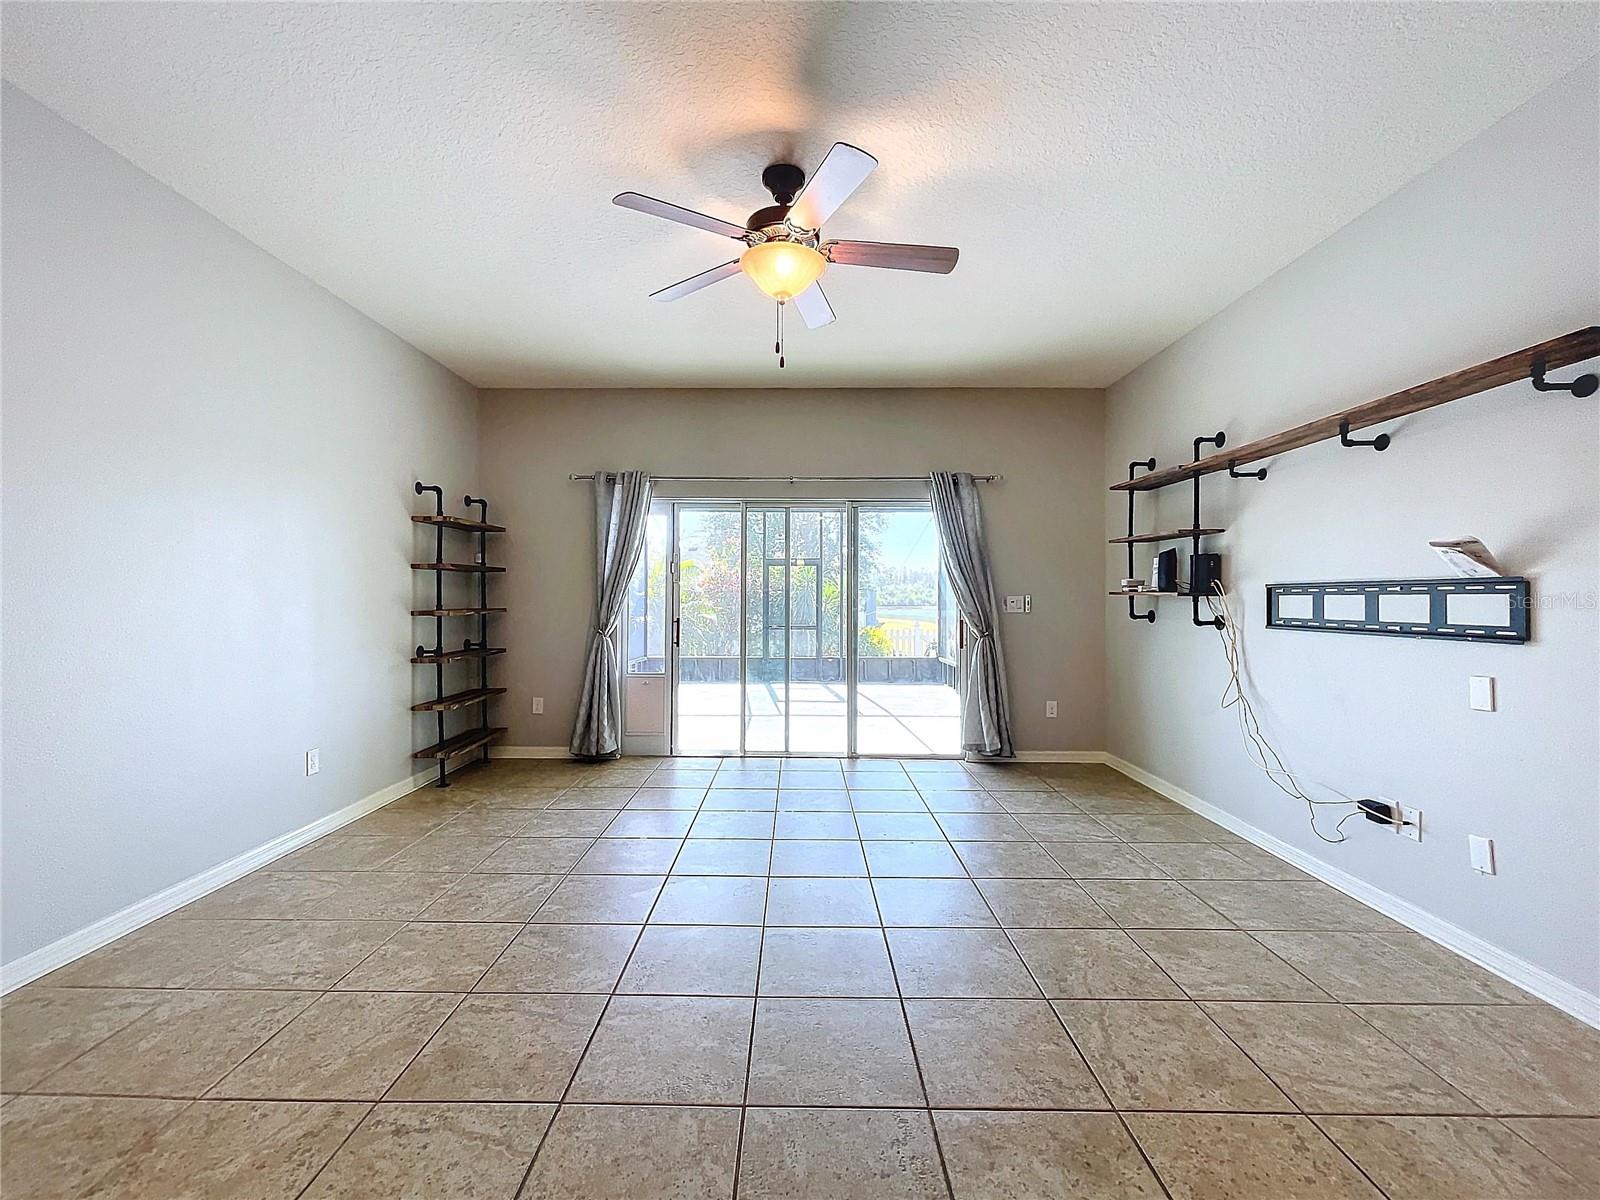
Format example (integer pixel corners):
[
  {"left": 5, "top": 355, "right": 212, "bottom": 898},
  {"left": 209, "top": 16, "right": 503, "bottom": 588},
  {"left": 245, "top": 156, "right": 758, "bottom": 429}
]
[
  {"left": 531, "top": 697, "right": 545, "bottom": 715},
  {"left": 1045, "top": 700, "right": 1058, "bottom": 718},
  {"left": 305, "top": 748, "right": 320, "bottom": 776},
  {"left": 1004, "top": 596, "right": 1025, "bottom": 613},
  {"left": 1469, "top": 834, "right": 1496, "bottom": 874},
  {"left": 1399, "top": 804, "right": 1422, "bottom": 842}
]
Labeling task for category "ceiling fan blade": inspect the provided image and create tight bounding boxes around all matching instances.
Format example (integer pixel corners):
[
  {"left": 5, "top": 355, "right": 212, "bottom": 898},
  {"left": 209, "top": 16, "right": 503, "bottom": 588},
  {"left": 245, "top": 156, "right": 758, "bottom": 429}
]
[
  {"left": 649, "top": 260, "right": 743, "bottom": 302},
  {"left": 823, "top": 239, "right": 959, "bottom": 274},
  {"left": 788, "top": 143, "right": 877, "bottom": 231},
  {"left": 613, "top": 192, "right": 750, "bottom": 240},
  {"left": 790, "top": 282, "right": 836, "bottom": 330}
]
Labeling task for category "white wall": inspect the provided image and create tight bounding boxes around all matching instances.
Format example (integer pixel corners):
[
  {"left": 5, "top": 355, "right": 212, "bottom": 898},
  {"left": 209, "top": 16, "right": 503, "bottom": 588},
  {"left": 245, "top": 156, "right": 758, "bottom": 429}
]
[
  {"left": 0, "top": 86, "right": 480, "bottom": 971},
  {"left": 478, "top": 388, "right": 1107, "bottom": 755},
  {"left": 1104, "top": 63, "right": 1599, "bottom": 1000}
]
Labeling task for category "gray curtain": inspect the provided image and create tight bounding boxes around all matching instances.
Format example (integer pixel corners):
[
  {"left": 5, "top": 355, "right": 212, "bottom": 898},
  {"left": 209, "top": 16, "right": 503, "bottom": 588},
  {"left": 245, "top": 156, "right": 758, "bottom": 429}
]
[
  {"left": 929, "top": 471, "right": 1014, "bottom": 758},
  {"left": 570, "top": 471, "right": 654, "bottom": 759}
]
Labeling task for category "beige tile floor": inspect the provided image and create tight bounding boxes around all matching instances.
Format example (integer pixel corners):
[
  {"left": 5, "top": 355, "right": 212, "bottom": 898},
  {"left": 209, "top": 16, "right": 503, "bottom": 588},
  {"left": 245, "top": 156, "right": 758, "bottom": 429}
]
[{"left": 3, "top": 757, "right": 1598, "bottom": 1199}]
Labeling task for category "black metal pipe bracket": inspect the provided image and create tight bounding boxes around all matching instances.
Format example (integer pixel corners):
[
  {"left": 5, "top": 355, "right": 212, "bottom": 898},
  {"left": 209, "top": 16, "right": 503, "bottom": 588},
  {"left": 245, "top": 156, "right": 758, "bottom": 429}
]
[
  {"left": 1125, "top": 459, "right": 1157, "bottom": 623},
  {"left": 1228, "top": 459, "right": 1267, "bottom": 480},
  {"left": 1339, "top": 420, "right": 1390, "bottom": 451},
  {"left": 1531, "top": 356, "right": 1599, "bottom": 398},
  {"left": 1191, "top": 433, "right": 1225, "bottom": 629},
  {"left": 414, "top": 480, "right": 445, "bottom": 515}
]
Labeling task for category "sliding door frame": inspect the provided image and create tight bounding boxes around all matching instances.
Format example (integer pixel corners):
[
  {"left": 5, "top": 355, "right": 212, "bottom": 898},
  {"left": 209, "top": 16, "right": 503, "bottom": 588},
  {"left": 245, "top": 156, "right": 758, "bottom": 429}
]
[
  {"left": 663, "top": 496, "right": 957, "bottom": 760},
  {"left": 848, "top": 500, "right": 961, "bottom": 760}
]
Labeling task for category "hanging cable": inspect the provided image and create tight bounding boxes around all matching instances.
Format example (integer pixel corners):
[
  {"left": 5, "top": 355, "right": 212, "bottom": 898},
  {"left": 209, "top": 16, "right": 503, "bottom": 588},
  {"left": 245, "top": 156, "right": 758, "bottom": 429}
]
[
  {"left": 1202, "top": 582, "right": 1398, "bottom": 844},
  {"left": 775, "top": 301, "right": 785, "bottom": 368}
]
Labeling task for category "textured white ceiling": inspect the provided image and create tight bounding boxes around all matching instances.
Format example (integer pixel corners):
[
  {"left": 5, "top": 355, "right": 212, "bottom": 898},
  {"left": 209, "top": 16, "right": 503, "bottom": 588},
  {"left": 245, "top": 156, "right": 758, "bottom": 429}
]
[{"left": 4, "top": 3, "right": 1595, "bottom": 388}]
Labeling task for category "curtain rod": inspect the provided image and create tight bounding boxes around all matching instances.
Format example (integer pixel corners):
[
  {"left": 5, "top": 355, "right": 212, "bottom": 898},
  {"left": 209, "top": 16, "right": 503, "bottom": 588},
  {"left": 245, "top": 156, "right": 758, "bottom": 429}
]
[{"left": 568, "top": 473, "right": 1001, "bottom": 483}]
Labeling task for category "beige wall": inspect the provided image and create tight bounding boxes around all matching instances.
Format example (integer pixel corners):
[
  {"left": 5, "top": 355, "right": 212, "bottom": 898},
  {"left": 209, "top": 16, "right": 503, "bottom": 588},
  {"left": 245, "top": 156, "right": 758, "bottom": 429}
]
[
  {"left": 1, "top": 86, "right": 480, "bottom": 973},
  {"left": 1104, "top": 63, "right": 1598, "bottom": 1000},
  {"left": 479, "top": 388, "right": 1106, "bottom": 754}
]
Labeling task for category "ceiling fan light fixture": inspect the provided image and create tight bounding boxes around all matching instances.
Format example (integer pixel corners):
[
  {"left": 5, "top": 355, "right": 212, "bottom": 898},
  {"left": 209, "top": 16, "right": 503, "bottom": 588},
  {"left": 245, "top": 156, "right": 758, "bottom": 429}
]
[{"left": 740, "top": 240, "right": 826, "bottom": 302}]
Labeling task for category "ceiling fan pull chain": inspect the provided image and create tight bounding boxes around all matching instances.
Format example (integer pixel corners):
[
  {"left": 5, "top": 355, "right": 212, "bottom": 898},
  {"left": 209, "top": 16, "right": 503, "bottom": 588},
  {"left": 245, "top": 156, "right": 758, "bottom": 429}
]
[{"left": 776, "top": 301, "right": 785, "bottom": 368}]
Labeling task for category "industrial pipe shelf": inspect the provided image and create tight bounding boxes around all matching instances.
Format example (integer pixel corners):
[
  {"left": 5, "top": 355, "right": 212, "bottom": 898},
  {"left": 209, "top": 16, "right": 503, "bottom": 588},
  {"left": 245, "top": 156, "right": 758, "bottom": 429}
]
[
  {"left": 1109, "top": 528, "right": 1224, "bottom": 544},
  {"left": 1109, "top": 327, "right": 1599, "bottom": 492},
  {"left": 411, "top": 514, "right": 507, "bottom": 533}
]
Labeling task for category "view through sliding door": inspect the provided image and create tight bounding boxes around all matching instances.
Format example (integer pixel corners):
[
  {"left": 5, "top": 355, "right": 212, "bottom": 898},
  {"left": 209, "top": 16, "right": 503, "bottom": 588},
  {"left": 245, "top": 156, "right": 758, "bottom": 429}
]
[
  {"left": 852, "top": 504, "right": 963, "bottom": 756},
  {"left": 741, "top": 506, "right": 847, "bottom": 755},
  {"left": 659, "top": 499, "right": 957, "bottom": 757}
]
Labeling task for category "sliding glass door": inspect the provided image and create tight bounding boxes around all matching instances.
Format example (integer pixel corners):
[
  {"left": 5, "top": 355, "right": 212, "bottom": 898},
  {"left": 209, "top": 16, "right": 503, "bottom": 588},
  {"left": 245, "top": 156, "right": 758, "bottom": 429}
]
[
  {"left": 742, "top": 506, "right": 847, "bottom": 754},
  {"left": 672, "top": 505, "right": 742, "bottom": 754},
  {"left": 853, "top": 505, "right": 963, "bottom": 756},
  {"left": 648, "top": 499, "right": 958, "bottom": 757}
]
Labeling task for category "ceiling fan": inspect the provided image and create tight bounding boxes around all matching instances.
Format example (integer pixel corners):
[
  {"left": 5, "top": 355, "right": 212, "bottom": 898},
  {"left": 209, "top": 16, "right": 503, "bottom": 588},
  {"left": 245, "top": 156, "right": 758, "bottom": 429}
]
[{"left": 613, "top": 142, "right": 959, "bottom": 365}]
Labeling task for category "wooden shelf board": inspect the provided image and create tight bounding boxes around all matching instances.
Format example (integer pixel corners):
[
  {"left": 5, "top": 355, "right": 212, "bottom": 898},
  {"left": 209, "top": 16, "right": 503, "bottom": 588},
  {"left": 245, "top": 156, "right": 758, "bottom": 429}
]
[
  {"left": 411, "top": 646, "right": 507, "bottom": 664},
  {"left": 413, "top": 727, "right": 507, "bottom": 760},
  {"left": 411, "top": 687, "right": 507, "bottom": 713},
  {"left": 412, "top": 514, "right": 506, "bottom": 533},
  {"left": 411, "top": 607, "right": 507, "bottom": 617},
  {"left": 1109, "top": 590, "right": 1200, "bottom": 598},
  {"left": 1110, "top": 327, "right": 1600, "bottom": 492},
  {"left": 1109, "top": 528, "right": 1225, "bottom": 544},
  {"left": 410, "top": 562, "right": 507, "bottom": 573}
]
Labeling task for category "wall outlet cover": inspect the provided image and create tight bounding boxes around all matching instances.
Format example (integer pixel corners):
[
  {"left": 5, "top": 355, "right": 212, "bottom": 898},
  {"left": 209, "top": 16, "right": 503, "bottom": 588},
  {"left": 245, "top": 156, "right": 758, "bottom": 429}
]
[
  {"left": 1469, "top": 675, "right": 1496, "bottom": 712},
  {"left": 1469, "top": 834, "right": 1497, "bottom": 874},
  {"left": 1004, "top": 595, "right": 1025, "bottom": 613},
  {"left": 531, "top": 697, "right": 545, "bottom": 715},
  {"left": 305, "top": 748, "right": 320, "bottom": 776},
  {"left": 1399, "top": 804, "right": 1422, "bottom": 842},
  {"left": 1045, "top": 700, "right": 1058, "bottom": 718}
]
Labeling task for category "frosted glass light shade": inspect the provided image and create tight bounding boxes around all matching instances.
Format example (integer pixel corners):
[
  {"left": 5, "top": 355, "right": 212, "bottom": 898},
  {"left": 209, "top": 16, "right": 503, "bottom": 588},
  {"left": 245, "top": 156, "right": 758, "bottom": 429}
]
[{"left": 740, "top": 241, "right": 826, "bottom": 302}]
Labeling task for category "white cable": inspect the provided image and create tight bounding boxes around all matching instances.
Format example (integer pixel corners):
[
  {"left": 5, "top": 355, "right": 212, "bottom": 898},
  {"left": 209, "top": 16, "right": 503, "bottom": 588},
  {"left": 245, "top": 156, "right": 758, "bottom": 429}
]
[{"left": 1202, "top": 582, "right": 1397, "bottom": 844}]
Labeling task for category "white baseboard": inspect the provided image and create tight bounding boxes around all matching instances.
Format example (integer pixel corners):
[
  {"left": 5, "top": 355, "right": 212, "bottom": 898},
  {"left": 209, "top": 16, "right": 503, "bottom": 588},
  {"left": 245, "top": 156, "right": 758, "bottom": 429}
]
[
  {"left": 1013, "top": 750, "right": 1111, "bottom": 763},
  {"left": 494, "top": 747, "right": 1106, "bottom": 763},
  {"left": 1103, "top": 754, "right": 1600, "bottom": 1030},
  {"left": 0, "top": 768, "right": 436, "bottom": 995},
  {"left": 492, "top": 745, "right": 576, "bottom": 759}
]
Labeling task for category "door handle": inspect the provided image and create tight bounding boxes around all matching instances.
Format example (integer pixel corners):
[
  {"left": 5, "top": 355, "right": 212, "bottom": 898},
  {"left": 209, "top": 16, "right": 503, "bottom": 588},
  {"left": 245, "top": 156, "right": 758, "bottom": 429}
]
[{"left": 672, "top": 617, "right": 681, "bottom": 648}]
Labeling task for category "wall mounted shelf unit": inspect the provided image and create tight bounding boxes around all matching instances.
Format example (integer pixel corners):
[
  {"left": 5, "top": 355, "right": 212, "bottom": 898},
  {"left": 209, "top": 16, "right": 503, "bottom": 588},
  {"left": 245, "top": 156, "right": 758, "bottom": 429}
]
[
  {"left": 1110, "top": 328, "right": 1599, "bottom": 493},
  {"left": 412, "top": 481, "right": 506, "bottom": 786},
  {"left": 1108, "top": 327, "right": 1599, "bottom": 630}
]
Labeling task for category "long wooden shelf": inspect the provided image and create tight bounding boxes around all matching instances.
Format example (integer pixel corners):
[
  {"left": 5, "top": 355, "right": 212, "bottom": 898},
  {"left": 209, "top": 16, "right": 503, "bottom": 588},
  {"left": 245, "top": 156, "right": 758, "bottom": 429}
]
[
  {"left": 1109, "top": 528, "right": 1224, "bottom": 544},
  {"left": 411, "top": 607, "right": 507, "bottom": 617},
  {"left": 411, "top": 646, "right": 507, "bottom": 665},
  {"left": 411, "top": 687, "right": 507, "bottom": 713},
  {"left": 411, "top": 562, "right": 507, "bottom": 573},
  {"left": 413, "top": 726, "right": 507, "bottom": 760},
  {"left": 1110, "top": 327, "right": 1600, "bottom": 492},
  {"left": 412, "top": 514, "right": 507, "bottom": 533},
  {"left": 1109, "top": 590, "right": 1203, "bottom": 598}
]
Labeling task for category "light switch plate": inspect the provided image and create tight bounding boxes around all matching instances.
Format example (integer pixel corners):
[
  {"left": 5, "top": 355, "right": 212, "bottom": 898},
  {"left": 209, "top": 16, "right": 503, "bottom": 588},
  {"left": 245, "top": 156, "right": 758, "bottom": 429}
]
[
  {"left": 1469, "top": 676, "right": 1496, "bottom": 712},
  {"left": 531, "top": 697, "right": 545, "bottom": 715},
  {"left": 1469, "top": 835, "right": 1496, "bottom": 874},
  {"left": 1004, "top": 596, "right": 1025, "bottom": 613}
]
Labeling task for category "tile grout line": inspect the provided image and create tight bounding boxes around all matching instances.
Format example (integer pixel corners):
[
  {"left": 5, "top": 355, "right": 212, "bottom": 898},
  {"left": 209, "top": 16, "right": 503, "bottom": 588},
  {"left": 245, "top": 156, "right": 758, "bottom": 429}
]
[
  {"left": 952, "top": 770, "right": 1177, "bottom": 1200},
  {"left": 862, "top": 780, "right": 960, "bottom": 1200},
  {"left": 513, "top": 769, "right": 707, "bottom": 1200}
]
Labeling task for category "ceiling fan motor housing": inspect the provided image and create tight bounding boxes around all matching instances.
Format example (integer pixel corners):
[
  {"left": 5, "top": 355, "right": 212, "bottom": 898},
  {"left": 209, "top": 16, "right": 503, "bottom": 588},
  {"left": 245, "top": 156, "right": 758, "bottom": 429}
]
[{"left": 761, "top": 162, "right": 806, "bottom": 204}]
